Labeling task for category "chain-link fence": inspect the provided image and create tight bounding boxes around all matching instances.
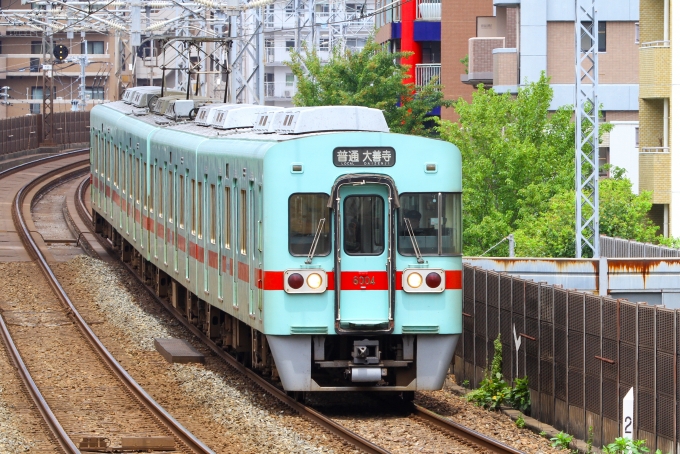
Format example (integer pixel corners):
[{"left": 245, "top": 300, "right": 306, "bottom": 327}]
[
  {"left": 455, "top": 264, "right": 680, "bottom": 452},
  {"left": 0, "top": 112, "right": 90, "bottom": 156}
]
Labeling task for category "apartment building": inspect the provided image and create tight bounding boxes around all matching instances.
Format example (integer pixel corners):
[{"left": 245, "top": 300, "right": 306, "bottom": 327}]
[
  {"left": 375, "top": 0, "right": 493, "bottom": 117},
  {"left": 0, "top": 1, "right": 121, "bottom": 118},
  {"left": 638, "top": 0, "right": 678, "bottom": 238},
  {"left": 262, "top": 1, "right": 375, "bottom": 107},
  {"left": 460, "top": 1, "right": 643, "bottom": 221}
]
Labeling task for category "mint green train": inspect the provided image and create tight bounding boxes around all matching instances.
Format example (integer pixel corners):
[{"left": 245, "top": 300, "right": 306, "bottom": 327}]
[{"left": 90, "top": 89, "right": 462, "bottom": 395}]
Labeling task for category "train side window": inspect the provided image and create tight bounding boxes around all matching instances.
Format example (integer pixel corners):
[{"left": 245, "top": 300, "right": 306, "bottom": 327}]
[
  {"left": 210, "top": 183, "right": 216, "bottom": 244},
  {"left": 143, "top": 162, "right": 147, "bottom": 210},
  {"left": 149, "top": 164, "right": 155, "bottom": 213},
  {"left": 106, "top": 140, "right": 110, "bottom": 182},
  {"left": 240, "top": 189, "right": 247, "bottom": 255},
  {"left": 288, "top": 193, "right": 331, "bottom": 256},
  {"left": 191, "top": 179, "right": 196, "bottom": 235},
  {"left": 223, "top": 186, "right": 230, "bottom": 249},
  {"left": 168, "top": 170, "right": 173, "bottom": 223},
  {"left": 93, "top": 135, "right": 98, "bottom": 173},
  {"left": 197, "top": 180, "right": 203, "bottom": 239},
  {"left": 179, "top": 174, "right": 185, "bottom": 229},
  {"left": 158, "top": 166, "right": 164, "bottom": 218},
  {"left": 113, "top": 145, "right": 119, "bottom": 187},
  {"left": 127, "top": 154, "right": 132, "bottom": 197},
  {"left": 100, "top": 136, "right": 104, "bottom": 177},
  {"left": 397, "top": 192, "right": 462, "bottom": 256},
  {"left": 135, "top": 158, "right": 140, "bottom": 204}
]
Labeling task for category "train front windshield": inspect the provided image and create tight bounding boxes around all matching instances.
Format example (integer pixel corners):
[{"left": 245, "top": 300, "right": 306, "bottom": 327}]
[{"left": 398, "top": 192, "right": 462, "bottom": 256}]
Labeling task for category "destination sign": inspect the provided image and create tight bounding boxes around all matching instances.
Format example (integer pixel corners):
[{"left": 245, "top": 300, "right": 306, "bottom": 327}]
[{"left": 333, "top": 147, "right": 396, "bottom": 167}]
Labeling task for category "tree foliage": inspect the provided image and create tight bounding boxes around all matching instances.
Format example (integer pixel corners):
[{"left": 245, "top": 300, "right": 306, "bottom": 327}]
[
  {"left": 287, "top": 39, "right": 452, "bottom": 136},
  {"left": 438, "top": 73, "right": 672, "bottom": 257},
  {"left": 437, "top": 73, "right": 579, "bottom": 256}
]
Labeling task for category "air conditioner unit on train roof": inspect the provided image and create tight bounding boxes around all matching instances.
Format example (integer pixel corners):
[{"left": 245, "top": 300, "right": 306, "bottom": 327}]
[
  {"left": 216, "top": 105, "right": 285, "bottom": 130},
  {"left": 272, "top": 106, "right": 389, "bottom": 135}
]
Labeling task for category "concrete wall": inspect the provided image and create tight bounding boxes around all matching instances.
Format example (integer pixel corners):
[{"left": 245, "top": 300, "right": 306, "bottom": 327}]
[{"left": 609, "top": 121, "right": 640, "bottom": 194}]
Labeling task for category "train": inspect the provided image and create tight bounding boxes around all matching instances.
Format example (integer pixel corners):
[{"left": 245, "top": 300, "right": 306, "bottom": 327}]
[{"left": 89, "top": 87, "right": 463, "bottom": 395}]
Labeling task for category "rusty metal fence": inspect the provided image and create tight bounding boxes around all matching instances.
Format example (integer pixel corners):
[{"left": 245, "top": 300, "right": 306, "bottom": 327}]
[
  {"left": 601, "top": 235, "right": 680, "bottom": 258},
  {"left": 455, "top": 264, "right": 680, "bottom": 453},
  {"left": 0, "top": 112, "right": 90, "bottom": 156}
]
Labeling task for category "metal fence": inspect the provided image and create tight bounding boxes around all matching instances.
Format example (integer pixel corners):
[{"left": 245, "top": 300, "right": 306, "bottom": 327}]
[
  {"left": 455, "top": 264, "right": 680, "bottom": 453},
  {"left": 601, "top": 235, "right": 680, "bottom": 258},
  {"left": 0, "top": 111, "right": 90, "bottom": 156}
]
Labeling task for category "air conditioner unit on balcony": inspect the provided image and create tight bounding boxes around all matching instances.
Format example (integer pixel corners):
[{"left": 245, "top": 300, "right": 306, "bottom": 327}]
[{"left": 284, "top": 90, "right": 291, "bottom": 98}]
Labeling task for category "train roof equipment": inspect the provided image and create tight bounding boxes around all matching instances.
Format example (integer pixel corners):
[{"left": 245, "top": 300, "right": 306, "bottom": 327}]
[
  {"left": 211, "top": 105, "right": 285, "bottom": 130},
  {"left": 194, "top": 103, "right": 230, "bottom": 126},
  {"left": 270, "top": 106, "right": 389, "bottom": 135}
]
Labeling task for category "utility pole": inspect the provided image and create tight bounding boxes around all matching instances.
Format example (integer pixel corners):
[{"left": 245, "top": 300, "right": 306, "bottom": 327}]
[
  {"left": 41, "top": 4, "right": 55, "bottom": 146},
  {"left": 575, "top": 0, "right": 599, "bottom": 258},
  {"left": 77, "top": 35, "right": 89, "bottom": 111}
]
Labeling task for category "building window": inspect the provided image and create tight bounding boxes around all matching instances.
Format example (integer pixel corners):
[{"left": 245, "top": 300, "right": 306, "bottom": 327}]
[
  {"left": 635, "top": 22, "right": 639, "bottom": 44},
  {"left": 285, "top": 0, "right": 294, "bottom": 14},
  {"left": 286, "top": 73, "right": 295, "bottom": 87},
  {"left": 599, "top": 147, "right": 610, "bottom": 177},
  {"left": 31, "top": 41, "right": 45, "bottom": 55},
  {"left": 86, "top": 87, "right": 104, "bottom": 100},
  {"left": 635, "top": 127, "right": 639, "bottom": 147},
  {"left": 581, "top": 22, "right": 606, "bottom": 52},
  {"left": 319, "top": 38, "right": 329, "bottom": 51},
  {"left": 285, "top": 39, "right": 295, "bottom": 50},
  {"left": 81, "top": 41, "right": 105, "bottom": 54}
]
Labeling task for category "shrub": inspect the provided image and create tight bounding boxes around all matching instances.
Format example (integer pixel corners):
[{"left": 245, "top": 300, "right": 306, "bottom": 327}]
[
  {"left": 551, "top": 432, "right": 574, "bottom": 450},
  {"left": 508, "top": 376, "right": 531, "bottom": 413}
]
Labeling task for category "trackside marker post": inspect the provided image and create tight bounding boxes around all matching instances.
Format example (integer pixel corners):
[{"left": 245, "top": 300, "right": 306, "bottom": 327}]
[
  {"left": 622, "top": 387, "right": 634, "bottom": 440},
  {"left": 513, "top": 324, "right": 521, "bottom": 378}
]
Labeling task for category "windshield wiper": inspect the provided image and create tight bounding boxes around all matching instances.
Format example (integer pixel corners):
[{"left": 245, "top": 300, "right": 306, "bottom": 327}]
[
  {"left": 404, "top": 218, "right": 424, "bottom": 264},
  {"left": 305, "top": 218, "right": 326, "bottom": 264}
]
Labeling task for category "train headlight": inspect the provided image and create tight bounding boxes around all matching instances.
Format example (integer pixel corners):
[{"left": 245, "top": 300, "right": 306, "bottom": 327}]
[
  {"left": 284, "top": 269, "right": 327, "bottom": 293},
  {"left": 425, "top": 272, "right": 442, "bottom": 288},
  {"left": 287, "top": 273, "right": 304, "bottom": 289},
  {"left": 406, "top": 272, "right": 423, "bottom": 288},
  {"left": 402, "top": 269, "right": 445, "bottom": 293},
  {"left": 307, "top": 273, "right": 323, "bottom": 289}
]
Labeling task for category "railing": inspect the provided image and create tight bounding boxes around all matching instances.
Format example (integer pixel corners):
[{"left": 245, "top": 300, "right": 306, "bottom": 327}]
[
  {"left": 415, "top": 63, "right": 441, "bottom": 86},
  {"left": 375, "top": 0, "right": 401, "bottom": 27},
  {"left": 416, "top": 0, "right": 441, "bottom": 20},
  {"left": 264, "top": 82, "right": 296, "bottom": 99},
  {"left": 640, "top": 146, "right": 670, "bottom": 153},
  {"left": 640, "top": 40, "right": 670, "bottom": 48}
]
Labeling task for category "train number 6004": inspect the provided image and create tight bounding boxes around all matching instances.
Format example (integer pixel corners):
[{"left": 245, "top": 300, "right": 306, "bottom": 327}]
[{"left": 353, "top": 276, "right": 375, "bottom": 285}]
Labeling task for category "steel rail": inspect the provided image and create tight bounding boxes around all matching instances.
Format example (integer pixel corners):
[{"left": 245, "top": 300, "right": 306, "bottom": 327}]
[
  {"left": 412, "top": 404, "right": 525, "bottom": 454},
  {"left": 0, "top": 151, "right": 90, "bottom": 454},
  {"left": 76, "top": 175, "right": 524, "bottom": 454},
  {"left": 13, "top": 161, "right": 214, "bottom": 454},
  {"left": 75, "top": 177, "right": 391, "bottom": 454}
]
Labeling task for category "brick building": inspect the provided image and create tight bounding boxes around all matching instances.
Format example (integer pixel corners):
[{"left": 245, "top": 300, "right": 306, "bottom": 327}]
[
  {"left": 0, "top": 0, "right": 120, "bottom": 118},
  {"left": 375, "top": 0, "right": 491, "bottom": 118},
  {"left": 638, "top": 0, "right": 678, "bottom": 237}
]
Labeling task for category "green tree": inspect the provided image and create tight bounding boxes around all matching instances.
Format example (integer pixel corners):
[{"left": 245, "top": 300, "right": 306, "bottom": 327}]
[
  {"left": 512, "top": 168, "right": 661, "bottom": 257},
  {"left": 287, "top": 39, "right": 452, "bottom": 136},
  {"left": 437, "top": 73, "right": 579, "bottom": 255}
]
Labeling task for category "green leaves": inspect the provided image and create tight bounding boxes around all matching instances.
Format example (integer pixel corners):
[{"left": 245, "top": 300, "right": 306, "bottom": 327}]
[
  {"left": 437, "top": 73, "right": 577, "bottom": 256},
  {"left": 286, "top": 39, "right": 452, "bottom": 136},
  {"left": 437, "top": 71, "right": 676, "bottom": 257}
]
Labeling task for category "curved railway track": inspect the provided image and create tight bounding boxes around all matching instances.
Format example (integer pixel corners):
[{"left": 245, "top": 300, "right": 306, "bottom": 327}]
[
  {"left": 74, "top": 175, "right": 525, "bottom": 454},
  {"left": 1, "top": 152, "right": 213, "bottom": 454}
]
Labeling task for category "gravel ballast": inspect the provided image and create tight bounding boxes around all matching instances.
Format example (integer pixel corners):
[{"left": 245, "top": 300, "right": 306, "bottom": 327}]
[{"left": 53, "top": 255, "right": 356, "bottom": 454}]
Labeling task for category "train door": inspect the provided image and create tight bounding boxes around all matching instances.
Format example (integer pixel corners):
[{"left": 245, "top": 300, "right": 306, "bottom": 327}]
[{"left": 336, "top": 183, "right": 391, "bottom": 331}]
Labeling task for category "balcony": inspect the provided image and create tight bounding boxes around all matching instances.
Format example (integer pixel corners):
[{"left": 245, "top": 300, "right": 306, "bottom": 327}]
[
  {"left": 416, "top": 0, "right": 441, "bottom": 21},
  {"left": 264, "top": 82, "right": 296, "bottom": 100},
  {"left": 639, "top": 147, "right": 671, "bottom": 204},
  {"left": 415, "top": 63, "right": 441, "bottom": 86},
  {"left": 461, "top": 37, "right": 505, "bottom": 86},
  {"left": 376, "top": 0, "right": 401, "bottom": 28},
  {"left": 639, "top": 40, "right": 671, "bottom": 99}
]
